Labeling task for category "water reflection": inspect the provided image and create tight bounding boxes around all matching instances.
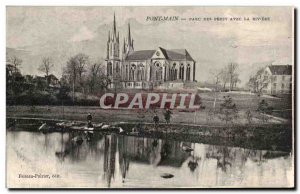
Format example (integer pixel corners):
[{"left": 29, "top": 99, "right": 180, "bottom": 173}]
[{"left": 7, "top": 131, "right": 293, "bottom": 188}]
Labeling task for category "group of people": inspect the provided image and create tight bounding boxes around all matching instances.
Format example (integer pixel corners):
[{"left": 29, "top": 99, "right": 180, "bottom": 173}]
[
  {"left": 86, "top": 109, "right": 173, "bottom": 128},
  {"left": 153, "top": 108, "right": 173, "bottom": 126}
]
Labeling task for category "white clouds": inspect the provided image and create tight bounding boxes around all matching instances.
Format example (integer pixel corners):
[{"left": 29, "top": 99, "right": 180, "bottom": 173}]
[{"left": 70, "top": 26, "right": 95, "bottom": 42}]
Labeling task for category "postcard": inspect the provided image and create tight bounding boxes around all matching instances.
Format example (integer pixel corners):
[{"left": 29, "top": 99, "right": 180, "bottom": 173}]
[{"left": 6, "top": 6, "right": 294, "bottom": 188}]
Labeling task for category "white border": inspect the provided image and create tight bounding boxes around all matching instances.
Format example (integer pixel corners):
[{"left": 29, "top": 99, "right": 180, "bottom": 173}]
[{"left": 1, "top": 0, "right": 299, "bottom": 193}]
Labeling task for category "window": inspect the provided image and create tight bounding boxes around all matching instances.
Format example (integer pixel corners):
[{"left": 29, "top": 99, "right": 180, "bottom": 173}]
[
  {"left": 107, "top": 62, "right": 112, "bottom": 76},
  {"left": 179, "top": 64, "right": 184, "bottom": 80},
  {"left": 273, "top": 83, "right": 277, "bottom": 89},
  {"left": 141, "top": 66, "right": 145, "bottom": 81},
  {"left": 171, "top": 63, "right": 177, "bottom": 81},
  {"left": 154, "top": 62, "right": 162, "bottom": 81},
  {"left": 282, "top": 76, "right": 285, "bottom": 81},
  {"left": 129, "top": 64, "right": 136, "bottom": 81},
  {"left": 281, "top": 83, "right": 284, "bottom": 89},
  {"left": 125, "top": 65, "right": 129, "bottom": 80},
  {"left": 116, "top": 62, "right": 119, "bottom": 73},
  {"left": 272, "top": 76, "right": 277, "bottom": 82},
  {"left": 186, "top": 64, "right": 191, "bottom": 81},
  {"left": 156, "top": 67, "right": 162, "bottom": 81},
  {"left": 137, "top": 64, "right": 144, "bottom": 81}
]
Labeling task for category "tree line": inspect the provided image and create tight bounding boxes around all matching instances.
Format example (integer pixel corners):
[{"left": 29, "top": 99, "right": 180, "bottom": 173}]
[
  {"left": 6, "top": 53, "right": 112, "bottom": 105},
  {"left": 7, "top": 53, "right": 111, "bottom": 93},
  {"left": 210, "top": 62, "right": 241, "bottom": 92}
]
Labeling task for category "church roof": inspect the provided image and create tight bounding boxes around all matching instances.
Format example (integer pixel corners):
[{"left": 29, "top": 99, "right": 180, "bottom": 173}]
[
  {"left": 161, "top": 48, "right": 195, "bottom": 61},
  {"left": 126, "top": 50, "right": 156, "bottom": 60},
  {"left": 125, "top": 47, "right": 195, "bottom": 61},
  {"left": 268, "top": 65, "right": 292, "bottom": 75}
]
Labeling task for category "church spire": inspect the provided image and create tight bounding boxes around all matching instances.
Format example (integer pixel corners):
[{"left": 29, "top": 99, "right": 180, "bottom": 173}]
[
  {"left": 107, "top": 13, "right": 120, "bottom": 60},
  {"left": 124, "top": 22, "right": 134, "bottom": 56},
  {"left": 123, "top": 37, "right": 126, "bottom": 53},
  {"left": 113, "top": 12, "right": 117, "bottom": 36},
  {"left": 128, "top": 23, "right": 131, "bottom": 46}
]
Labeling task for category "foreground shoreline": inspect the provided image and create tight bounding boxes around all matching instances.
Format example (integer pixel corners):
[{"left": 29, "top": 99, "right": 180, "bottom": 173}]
[{"left": 7, "top": 116, "right": 292, "bottom": 152}]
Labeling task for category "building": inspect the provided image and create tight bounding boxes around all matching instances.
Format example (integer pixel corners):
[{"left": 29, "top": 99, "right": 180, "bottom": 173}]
[
  {"left": 105, "top": 14, "right": 197, "bottom": 89},
  {"left": 259, "top": 65, "right": 292, "bottom": 95},
  {"left": 46, "top": 74, "right": 60, "bottom": 88}
]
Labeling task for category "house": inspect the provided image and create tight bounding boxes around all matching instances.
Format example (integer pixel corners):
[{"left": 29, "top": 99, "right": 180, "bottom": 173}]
[
  {"left": 32, "top": 74, "right": 60, "bottom": 89},
  {"left": 259, "top": 65, "right": 292, "bottom": 95},
  {"left": 46, "top": 74, "right": 60, "bottom": 88}
]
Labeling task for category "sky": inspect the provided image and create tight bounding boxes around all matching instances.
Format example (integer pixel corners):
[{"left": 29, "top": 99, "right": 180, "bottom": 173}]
[{"left": 6, "top": 6, "right": 294, "bottom": 86}]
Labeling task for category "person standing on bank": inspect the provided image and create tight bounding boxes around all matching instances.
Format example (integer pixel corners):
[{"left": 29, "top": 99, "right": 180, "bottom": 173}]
[
  {"left": 153, "top": 114, "right": 159, "bottom": 128},
  {"left": 164, "top": 108, "right": 172, "bottom": 124},
  {"left": 87, "top": 113, "right": 93, "bottom": 128}
]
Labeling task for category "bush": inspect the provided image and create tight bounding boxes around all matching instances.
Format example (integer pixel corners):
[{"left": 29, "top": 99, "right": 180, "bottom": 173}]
[
  {"left": 218, "top": 95, "right": 238, "bottom": 124},
  {"left": 257, "top": 99, "right": 273, "bottom": 123}
]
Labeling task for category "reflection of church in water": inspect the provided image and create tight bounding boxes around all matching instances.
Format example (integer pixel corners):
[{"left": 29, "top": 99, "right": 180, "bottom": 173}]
[{"left": 105, "top": 14, "right": 197, "bottom": 89}]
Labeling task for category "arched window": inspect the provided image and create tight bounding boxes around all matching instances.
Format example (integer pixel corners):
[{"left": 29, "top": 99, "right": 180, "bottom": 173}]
[
  {"left": 125, "top": 64, "right": 129, "bottom": 80},
  {"left": 141, "top": 67, "right": 145, "bottom": 81},
  {"left": 154, "top": 62, "right": 162, "bottom": 81},
  {"left": 156, "top": 67, "right": 162, "bottom": 81},
  {"left": 164, "top": 66, "right": 166, "bottom": 81},
  {"left": 171, "top": 63, "right": 177, "bottom": 81},
  {"left": 107, "top": 62, "right": 112, "bottom": 76},
  {"left": 179, "top": 63, "right": 184, "bottom": 80},
  {"left": 186, "top": 64, "right": 191, "bottom": 81},
  {"left": 116, "top": 62, "right": 120, "bottom": 74},
  {"left": 137, "top": 63, "right": 144, "bottom": 81},
  {"left": 129, "top": 64, "right": 136, "bottom": 81}
]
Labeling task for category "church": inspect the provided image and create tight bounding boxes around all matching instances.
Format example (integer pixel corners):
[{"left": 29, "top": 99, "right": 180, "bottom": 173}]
[{"left": 105, "top": 14, "right": 197, "bottom": 89}]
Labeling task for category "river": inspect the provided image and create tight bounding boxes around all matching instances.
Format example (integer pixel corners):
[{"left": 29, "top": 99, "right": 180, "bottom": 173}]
[{"left": 6, "top": 131, "right": 294, "bottom": 188}]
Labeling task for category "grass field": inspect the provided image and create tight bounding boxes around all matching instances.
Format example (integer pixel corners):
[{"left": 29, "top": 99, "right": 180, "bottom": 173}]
[{"left": 6, "top": 91, "right": 292, "bottom": 126}]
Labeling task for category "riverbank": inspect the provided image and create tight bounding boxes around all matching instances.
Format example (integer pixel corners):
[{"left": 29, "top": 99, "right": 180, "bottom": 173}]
[
  {"left": 7, "top": 116, "right": 292, "bottom": 152},
  {"left": 6, "top": 105, "right": 290, "bottom": 126}
]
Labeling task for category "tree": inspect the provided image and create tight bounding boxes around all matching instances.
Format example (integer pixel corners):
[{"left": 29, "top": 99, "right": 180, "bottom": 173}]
[
  {"left": 226, "top": 63, "right": 239, "bottom": 91},
  {"left": 206, "top": 109, "right": 215, "bottom": 123},
  {"left": 38, "top": 57, "right": 54, "bottom": 86},
  {"left": 257, "top": 99, "right": 273, "bottom": 123},
  {"left": 88, "top": 62, "right": 102, "bottom": 93},
  {"left": 8, "top": 55, "right": 22, "bottom": 74},
  {"left": 219, "top": 95, "right": 238, "bottom": 124},
  {"left": 209, "top": 69, "right": 222, "bottom": 111},
  {"left": 64, "top": 53, "right": 89, "bottom": 100},
  {"left": 7, "top": 56, "right": 23, "bottom": 97},
  {"left": 220, "top": 68, "right": 229, "bottom": 90},
  {"left": 38, "top": 57, "right": 53, "bottom": 77},
  {"left": 245, "top": 109, "right": 253, "bottom": 125},
  {"left": 232, "top": 73, "right": 241, "bottom": 89},
  {"left": 74, "top": 53, "right": 89, "bottom": 93},
  {"left": 248, "top": 75, "right": 258, "bottom": 93},
  {"left": 96, "top": 63, "right": 111, "bottom": 91},
  {"left": 65, "top": 56, "right": 78, "bottom": 102},
  {"left": 248, "top": 67, "right": 270, "bottom": 96}
]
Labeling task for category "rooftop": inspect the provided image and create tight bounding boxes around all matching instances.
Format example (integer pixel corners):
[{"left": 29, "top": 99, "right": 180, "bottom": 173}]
[
  {"left": 125, "top": 47, "right": 195, "bottom": 61},
  {"left": 268, "top": 65, "right": 292, "bottom": 75}
]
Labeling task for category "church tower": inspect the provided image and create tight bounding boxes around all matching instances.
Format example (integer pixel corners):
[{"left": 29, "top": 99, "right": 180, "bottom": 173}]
[
  {"left": 106, "top": 13, "right": 120, "bottom": 81},
  {"left": 123, "top": 23, "right": 134, "bottom": 58}
]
